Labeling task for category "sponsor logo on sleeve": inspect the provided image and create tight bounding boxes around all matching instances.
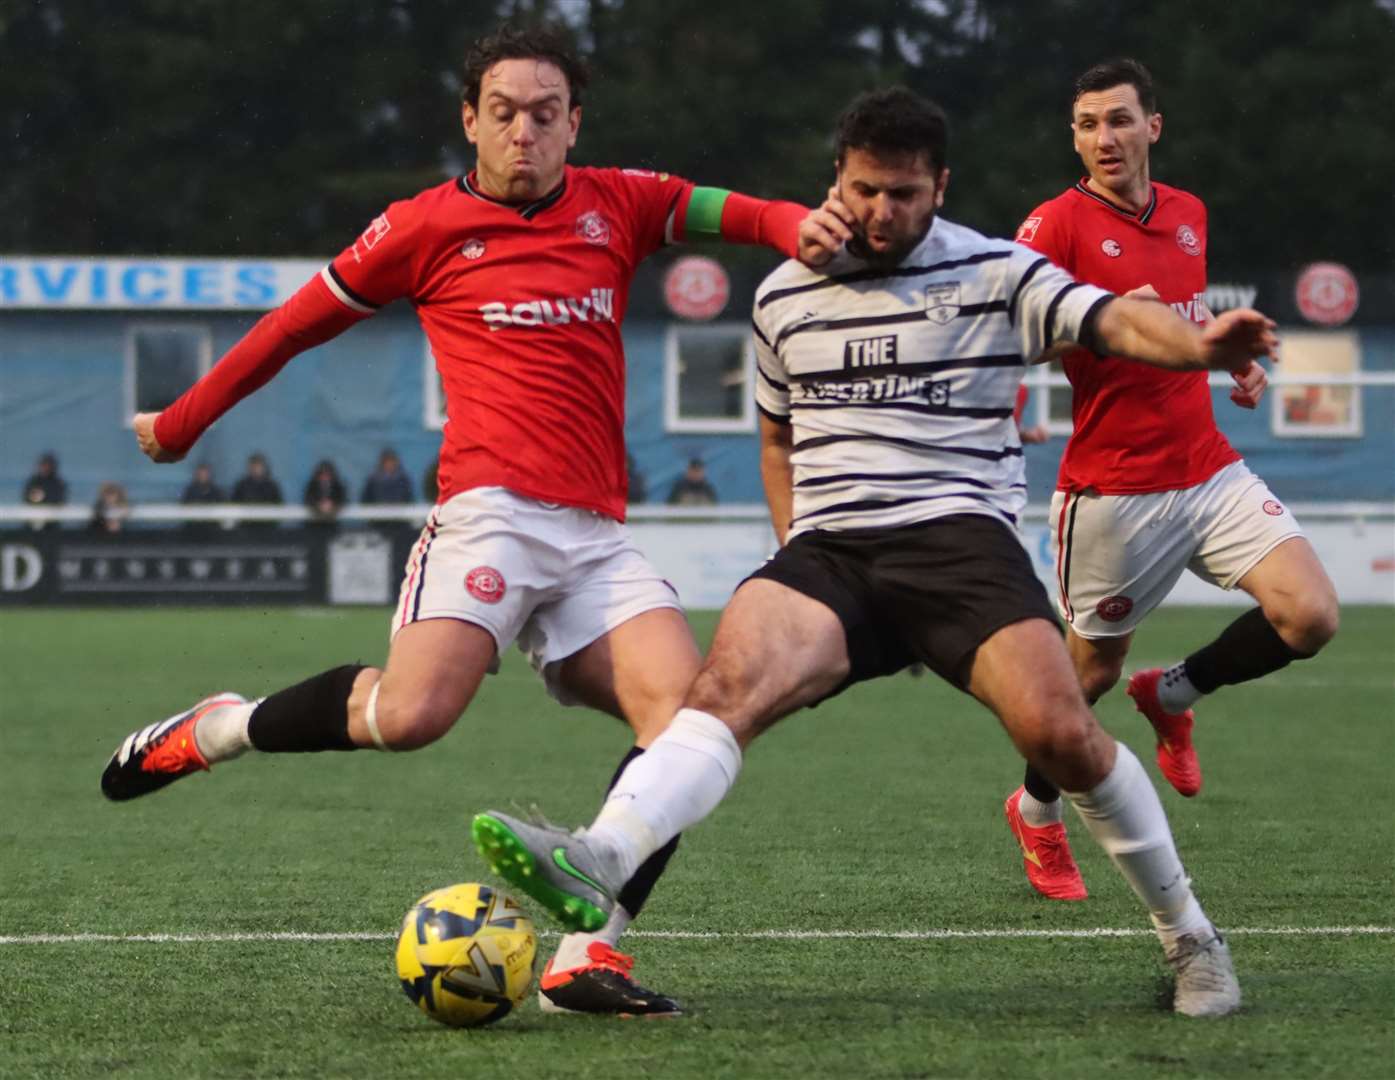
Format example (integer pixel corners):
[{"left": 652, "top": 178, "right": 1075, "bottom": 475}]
[
  {"left": 465, "top": 566, "right": 506, "bottom": 604},
  {"left": 924, "top": 282, "right": 961, "bottom": 325},
  {"left": 1015, "top": 217, "right": 1042, "bottom": 243},
  {"left": 1175, "top": 224, "right": 1202, "bottom": 256},
  {"left": 352, "top": 214, "right": 392, "bottom": 263},
  {"left": 575, "top": 210, "right": 611, "bottom": 247},
  {"left": 1096, "top": 595, "right": 1134, "bottom": 622},
  {"left": 1101, "top": 238, "right": 1122, "bottom": 258},
  {"left": 1262, "top": 499, "right": 1285, "bottom": 516}
]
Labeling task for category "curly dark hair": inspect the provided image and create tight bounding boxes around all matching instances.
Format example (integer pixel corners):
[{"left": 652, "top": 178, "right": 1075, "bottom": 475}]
[
  {"left": 1073, "top": 58, "right": 1157, "bottom": 114},
  {"left": 461, "top": 24, "right": 589, "bottom": 109},
  {"left": 834, "top": 87, "right": 948, "bottom": 173}
]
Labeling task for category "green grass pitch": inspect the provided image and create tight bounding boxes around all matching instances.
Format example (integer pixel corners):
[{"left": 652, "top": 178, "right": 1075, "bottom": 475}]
[{"left": 1, "top": 605, "right": 1392, "bottom": 1079}]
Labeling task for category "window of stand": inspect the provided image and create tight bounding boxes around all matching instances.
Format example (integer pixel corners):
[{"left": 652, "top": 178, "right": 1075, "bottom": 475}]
[
  {"left": 1271, "top": 329, "right": 1363, "bottom": 438},
  {"left": 123, "top": 323, "right": 213, "bottom": 425},
  {"left": 1022, "top": 360, "right": 1074, "bottom": 436},
  {"left": 663, "top": 323, "right": 756, "bottom": 433}
]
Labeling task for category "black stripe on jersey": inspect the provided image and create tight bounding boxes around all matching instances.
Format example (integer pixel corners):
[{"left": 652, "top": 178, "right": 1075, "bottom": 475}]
[
  {"left": 757, "top": 402, "right": 791, "bottom": 425},
  {"left": 793, "top": 489, "right": 1018, "bottom": 525},
  {"left": 458, "top": 173, "right": 567, "bottom": 219},
  {"left": 1007, "top": 257, "right": 1050, "bottom": 326},
  {"left": 756, "top": 249, "right": 1014, "bottom": 309},
  {"left": 752, "top": 319, "right": 774, "bottom": 350},
  {"left": 788, "top": 353, "right": 1021, "bottom": 386},
  {"left": 757, "top": 365, "right": 789, "bottom": 393},
  {"left": 792, "top": 432, "right": 1023, "bottom": 459},
  {"left": 1077, "top": 293, "right": 1114, "bottom": 354},
  {"left": 791, "top": 399, "right": 1015, "bottom": 420},
  {"left": 1042, "top": 281, "right": 1088, "bottom": 346},
  {"left": 326, "top": 264, "right": 381, "bottom": 311},
  {"left": 796, "top": 468, "right": 1022, "bottom": 491},
  {"left": 1072, "top": 180, "right": 1157, "bottom": 223}
]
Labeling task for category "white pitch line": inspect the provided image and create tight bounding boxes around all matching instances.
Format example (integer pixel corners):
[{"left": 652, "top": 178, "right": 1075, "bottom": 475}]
[{"left": 1, "top": 926, "right": 1391, "bottom": 946}]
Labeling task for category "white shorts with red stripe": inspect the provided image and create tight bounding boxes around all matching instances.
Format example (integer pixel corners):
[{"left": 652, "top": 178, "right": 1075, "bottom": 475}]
[
  {"left": 391, "top": 487, "right": 682, "bottom": 701},
  {"left": 1049, "top": 460, "right": 1305, "bottom": 638}
]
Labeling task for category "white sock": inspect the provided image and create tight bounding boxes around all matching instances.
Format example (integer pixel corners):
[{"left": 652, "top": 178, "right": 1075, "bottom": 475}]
[
  {"left": 1018, "top": 787, "right": 1063, "bottom": 827},
  {"left": 586, "top": 708, "right": 742, "bottom": 884},
  {"left": 193, "top": 701, "right": 257, "bottom": 764},
  {"left": 1063, "top": 742, "right": 1211, "bottom": 947},
  {"left": 551, "top": 907, "right": 633, "bottom": 970},
  {"left": 1157, "top": 661, "right": 1202, "bottom": 713}
]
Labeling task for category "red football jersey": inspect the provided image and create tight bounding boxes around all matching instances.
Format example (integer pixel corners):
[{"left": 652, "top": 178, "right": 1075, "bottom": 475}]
[
  {"left": 1017, "top": 179, "right": 1239, "bottom": 494},
  {"left": 327, "top": 165, "right": 690, "bottom": 519}
]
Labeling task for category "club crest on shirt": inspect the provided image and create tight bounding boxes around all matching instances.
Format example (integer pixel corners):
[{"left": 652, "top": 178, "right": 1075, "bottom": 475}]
[
  {"left": 465, "top": 566, "right": 506, "bottom": 604},
  {"left": 460, "top": 238, "right": 486, "bottom": 260},
  {"left": 1101, "top": 238, "right": 1122, "bottom": 258},
  {"left": 1015, "top": 217, "right": 1041, "bottom": 243},
  {"left": 924, "top": 282, "right": 961, "bottom": 325},
  {"left": 575, "top": 210, "right": 611, "bottom": 247},
  {"left": 1176, "top": 224, "right": 1202, "bottom": 256}
]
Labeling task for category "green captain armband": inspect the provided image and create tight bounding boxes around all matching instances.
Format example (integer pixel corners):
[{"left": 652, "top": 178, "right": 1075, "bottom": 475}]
[{"left": 683, "top": 186, "right": 733, "bottom": 240}]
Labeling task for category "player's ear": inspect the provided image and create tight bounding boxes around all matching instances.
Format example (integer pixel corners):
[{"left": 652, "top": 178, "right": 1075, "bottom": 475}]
[
  {"left": 934, "top": 167, "right": 950, "bottom": 209},
  {"left": 567, "top": 105, "right": 581, "bottom": 149},
  {"left": 461, "top": 101, "right": 479, "bottom": 146},
  {"left": 1148, "top": 111, "right": 1162, "bottom": 145}
]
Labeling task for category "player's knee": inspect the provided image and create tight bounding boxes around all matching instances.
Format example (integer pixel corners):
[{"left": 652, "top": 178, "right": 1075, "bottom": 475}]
[
  {"left": 1269, "top": 590, "right": 1339, "bottom": 656},
  {"left": 685, "top": 660, "right": 761, "bottom": 745},
  {"left": 372, "top": 691, "right": 461, "bottom": 751},
  {"left": 1077, "top": 656, "right": 1124, "bottom": 703}
]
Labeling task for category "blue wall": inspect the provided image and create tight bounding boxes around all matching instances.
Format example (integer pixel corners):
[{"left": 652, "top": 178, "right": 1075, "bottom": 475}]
[{"left": 3, "top": 310, "right": 1393, "bottom": 510}]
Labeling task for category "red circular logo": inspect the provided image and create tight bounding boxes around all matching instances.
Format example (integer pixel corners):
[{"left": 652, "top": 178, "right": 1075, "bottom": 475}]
[
  {"left": 1262, "top": 499, "right": 1285, "bottom": 516},
  {"left": 1096, "top": 595, "right": 1134, "bottom": 622},
  {"left": 1295, "top": 262, "right": 1359, "bottom": 326},
  {"left": 465, "top": 566, "right": 506, "bottom": 604},
  {"left": 1100, "top": 238, "right": 1122, "bottom": 258},
  {"left": 1175, "top": 224, "right": 1202, "bottom": 256},
  {"left": 575, "top": 211, "right": 611, "bottom": 247},
  {"left": 663, "top": 255, "right": 730, "bottom": 321}
]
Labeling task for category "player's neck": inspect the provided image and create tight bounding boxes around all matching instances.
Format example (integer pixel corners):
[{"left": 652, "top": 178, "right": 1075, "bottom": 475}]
[
  {"left": 1084, "top": 172, "right": 1152, "bottom": 215},
  {"left": 470, "top": 166, "right": 567, "bottom": 205}
]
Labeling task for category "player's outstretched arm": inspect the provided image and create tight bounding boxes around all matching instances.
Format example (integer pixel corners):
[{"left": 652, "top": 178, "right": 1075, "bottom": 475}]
[
  {"left": 143, "top": 275, "right": 366, "bottom": 461},
  {"left": 1092, "top": 299, "right": 1278, "bottom": 374},
  {"left": 673, "top": 186, "right": 815, "bottom": 262}
]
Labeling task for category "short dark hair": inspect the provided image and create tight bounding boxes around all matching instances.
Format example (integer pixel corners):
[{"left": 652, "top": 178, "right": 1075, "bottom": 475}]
[
  {"left": 1073, "top": 58, "right": 1156, "bottom": 114},
  {"left": 462, "top": 24, "right": 589, "bottom": 109},
  {"left": 834, "top": 87, "right": 949, "bottom": 173}
]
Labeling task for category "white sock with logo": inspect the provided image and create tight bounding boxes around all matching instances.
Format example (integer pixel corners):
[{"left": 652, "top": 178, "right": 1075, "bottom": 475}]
[
  {"left": 193, "top": 700, "right": 257, "bottom": 764},
  {"left": 586, "top": 708, "right": 742, "bottom": 884},
  {"left": 1157, "top": 662, "right": 1202, "bottom": 714},
  {"left": 1062, "top": 742, "right": 1210, "bottom": 947}
]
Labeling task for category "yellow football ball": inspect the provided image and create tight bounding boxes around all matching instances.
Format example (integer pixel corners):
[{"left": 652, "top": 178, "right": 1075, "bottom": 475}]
[{"left": 395, "top": 883, "right": 537, "bottom": 1027}]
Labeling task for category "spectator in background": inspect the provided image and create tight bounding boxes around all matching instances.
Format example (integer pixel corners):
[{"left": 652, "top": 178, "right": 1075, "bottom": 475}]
[
  {"left": 361, "top": 448, "right": 413, "bottom": 504},
  {"left": 89, "top": 482, "right": 131, "bottom": 533},
  {"left": 22, "top": 452, "right": 67, "bottom": 531},
  {"left": 667, "top": 457, "right": 718, "bottom": 506},
  {"left": 304, "top": 459, "right": 348, "bottom": 524},
  {"left": 232, "top": 453, "right": 284, "bottom": 505},
  {"left": 626, "top": 451, "right": 647, "bottom": 504},
  {"left": 181, "top": 462, "right": 227, "bottom": 505}
]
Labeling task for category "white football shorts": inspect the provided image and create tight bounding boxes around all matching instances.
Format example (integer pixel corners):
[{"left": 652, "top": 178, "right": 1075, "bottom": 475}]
[
  {"left": 391, "top": 487, "right": 682, "bottom": 701},
  {"left": 1049, "top": 460, "right": 1305, "bottom": 638}
]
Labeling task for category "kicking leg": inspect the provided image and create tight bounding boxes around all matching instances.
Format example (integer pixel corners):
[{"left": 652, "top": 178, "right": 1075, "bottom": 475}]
[
  {"left": 973, "top": 618, "right": 1239, "bottom": 1016},
  {"left": 101, "top": 618, "right": 495, "bottom": 800}
]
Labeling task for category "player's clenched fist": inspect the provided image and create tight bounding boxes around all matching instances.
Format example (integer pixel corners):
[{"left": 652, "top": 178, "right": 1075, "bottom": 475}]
[
  {"left": 797, "top": 190, "right": 855, "bottom": 268},
  {"left": 1199, "top": 309, "right": 1279, "bottom": 373},
  {"left": 133, "top": 412, "right": 184, "bottom": 463}
]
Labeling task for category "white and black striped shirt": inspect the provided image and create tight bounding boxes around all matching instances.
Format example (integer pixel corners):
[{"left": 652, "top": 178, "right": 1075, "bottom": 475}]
[{"left": 753, "top": 216, "right": 1112, "bottom": 539}]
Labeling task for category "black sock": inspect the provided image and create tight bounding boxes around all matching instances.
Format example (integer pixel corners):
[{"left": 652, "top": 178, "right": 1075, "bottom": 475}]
[
  {"left": 247, "top": 664, "right": 364, "bottom": 752},
  {"left": 1183, "top": 607, "right": 1314, "bottom": 694},
  {"left": 607, "top": 746, "right": 680, "bottom": 920},
  {"left": 1022, "top": 763, "right": 1060, "bottom": 803}
]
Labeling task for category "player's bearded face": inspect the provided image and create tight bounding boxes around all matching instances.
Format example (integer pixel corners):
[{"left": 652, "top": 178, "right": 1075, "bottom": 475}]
[
  {"left": 1072, "top": 85, "right": 1161, "bottom": 203},
  {"left": 837, "top": 148, "right": 947, "bottom": 266},
  {"left": 463, "top": 58, "right": 580, "bottom": 202}
]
